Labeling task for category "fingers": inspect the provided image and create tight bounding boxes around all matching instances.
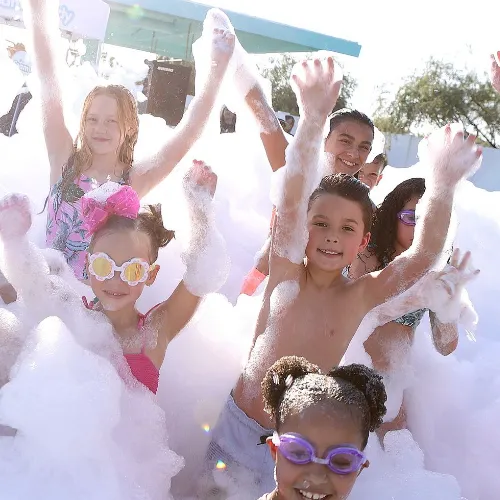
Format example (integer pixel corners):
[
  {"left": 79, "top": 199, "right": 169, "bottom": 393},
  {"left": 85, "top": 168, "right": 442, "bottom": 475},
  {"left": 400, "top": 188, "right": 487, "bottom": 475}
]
[
  {"left": 457, "top": 250, "right": 471, "bottom": 272},
  {"left": 450, "top": 247, "right": 460, "bottom": 268}
]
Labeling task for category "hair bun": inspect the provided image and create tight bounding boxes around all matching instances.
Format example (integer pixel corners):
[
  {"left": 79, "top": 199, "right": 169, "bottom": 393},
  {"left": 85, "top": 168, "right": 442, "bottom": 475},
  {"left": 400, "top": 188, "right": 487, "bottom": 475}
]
[
  {"left": 329, "top": 364, "right": 387, "bottom": 431},
  {"left": 262, "top": 356, "right": 320, "bottom": 420}
]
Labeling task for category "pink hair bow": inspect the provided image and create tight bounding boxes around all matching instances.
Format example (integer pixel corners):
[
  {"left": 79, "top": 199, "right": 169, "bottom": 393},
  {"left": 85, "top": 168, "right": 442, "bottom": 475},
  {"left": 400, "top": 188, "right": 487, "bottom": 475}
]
[{"left": 82, "top": 185, "right": 140, "bottom": 235}]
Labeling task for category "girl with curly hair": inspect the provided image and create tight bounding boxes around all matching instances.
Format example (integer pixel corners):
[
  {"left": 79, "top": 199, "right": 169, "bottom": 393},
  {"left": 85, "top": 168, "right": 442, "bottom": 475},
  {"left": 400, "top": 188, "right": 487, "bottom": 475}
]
[{"left": 259, "top": 356, "right": 387, "bottom": 500}]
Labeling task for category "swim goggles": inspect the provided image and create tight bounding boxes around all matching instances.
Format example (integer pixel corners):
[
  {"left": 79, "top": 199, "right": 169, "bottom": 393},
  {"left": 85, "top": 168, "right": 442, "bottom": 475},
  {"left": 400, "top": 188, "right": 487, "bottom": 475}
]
[
  {"left": 272, "top": 432, "right": 366, "bottom": 475},
  {"left": 397, "top": 209, "right": 417, "bottom": 226},
  {"left": 88, "top": 252, "right": 156, "bottom": 286}
]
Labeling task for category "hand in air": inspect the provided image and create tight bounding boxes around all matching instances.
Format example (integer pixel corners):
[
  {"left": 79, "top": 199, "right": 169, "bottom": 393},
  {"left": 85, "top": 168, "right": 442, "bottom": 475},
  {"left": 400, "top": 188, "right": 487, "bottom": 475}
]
[
  {"left": 424, "top": 124, "right": 482, "bottom": 187},
  {"left": 490, "top": 52, "right": 500, "bottom": 94},
  {"left": 184, "top": 159, "right": 218, "bottom": 199},
  {"left": 429, "top": 248, "right": 479, "bottom": 326},
  {"left": 210, "top": 27, "right": 235, "bottom": 69},
  {"left": 0, "top": 194, "right": 32, "bottom": 241},
  {"left": 290, "top": 57, "right": 342, "bottom": 123}
]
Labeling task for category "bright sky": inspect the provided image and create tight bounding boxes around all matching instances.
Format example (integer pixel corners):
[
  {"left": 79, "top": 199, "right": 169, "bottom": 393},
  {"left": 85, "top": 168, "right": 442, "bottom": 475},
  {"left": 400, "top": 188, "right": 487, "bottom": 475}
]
[
  {"left": 199, "top": 0, "right": 499, "bottom": 114},
  {"left": 1, "top": 0, "right": 497, "bottom": 115}
]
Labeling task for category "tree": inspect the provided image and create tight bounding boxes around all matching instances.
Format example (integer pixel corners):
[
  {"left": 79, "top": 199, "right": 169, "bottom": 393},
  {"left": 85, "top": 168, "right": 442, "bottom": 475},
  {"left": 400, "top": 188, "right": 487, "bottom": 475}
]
[
  {"left": 259, "top": 54, "right": 356, "bottom": 115},
  {"left": 375, "top": 58, "right": 500, "bottom": 148}
]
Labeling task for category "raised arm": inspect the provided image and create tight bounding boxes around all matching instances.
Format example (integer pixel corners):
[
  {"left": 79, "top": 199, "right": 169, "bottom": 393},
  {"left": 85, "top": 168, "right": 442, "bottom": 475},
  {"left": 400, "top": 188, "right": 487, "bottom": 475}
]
[
  {"left": 22, "top": 0, "right": 73, "bottom": 183},
  {"left": 269, "top": 58, "right": 342, "bottom": 273},
  {"left": 490, "top": 52, "right": 500, "bottom": 94},
  {"left": 361, "top": 125, "right": 482, "bottom": 311},
  {"left": 148, "top": 160, "right": 229, "bottom": 361},
  {"left": 244, "top": 85, "right": 290, "bottom": 172},
  {"left": 131, "top": 19, "right": 235, "bottom": 197}
]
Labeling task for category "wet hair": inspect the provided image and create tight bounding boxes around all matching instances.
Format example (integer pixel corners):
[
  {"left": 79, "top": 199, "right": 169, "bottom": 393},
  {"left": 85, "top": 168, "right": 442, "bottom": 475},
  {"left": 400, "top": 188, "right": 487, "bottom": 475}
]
[
  {"left": 370, "top": 178, "right": 426, "bottom": 269},
  {"left": 89, "top": 204, "right": 174, "bottom": 262},
  {"left": 308, "top": 174, "right": 374, "bottom": 233},
  {"left": 326, "top": 108, "right": 374, "bottom": 140},
  {"left": 262, "top": 356, "right": 387, "bottom": 449},
  {"left": 372, "top": 153, "right": 388, "bottom": 170},
  {"left": 59, "top": 85, "right": 139, "bottom": 204}
]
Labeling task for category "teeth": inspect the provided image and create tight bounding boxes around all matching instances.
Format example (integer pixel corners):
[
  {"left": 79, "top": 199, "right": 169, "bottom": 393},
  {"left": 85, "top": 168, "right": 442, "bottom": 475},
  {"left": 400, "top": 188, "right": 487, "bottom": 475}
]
[
  {"left": 340, "top": 158, "right": 356, "bottom": 167},
  {"left": 299, "top": 491, "right": 327, "bottom": 500},
  {"left": 320, "top": 249, "right": 338, "bottom": 255}
]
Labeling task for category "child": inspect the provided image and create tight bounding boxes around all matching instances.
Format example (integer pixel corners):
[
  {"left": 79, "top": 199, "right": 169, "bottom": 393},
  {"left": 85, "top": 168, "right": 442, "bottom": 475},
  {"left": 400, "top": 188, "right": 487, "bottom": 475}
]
[
  {"left": 240, "top": 107, "right": 375, "bottom": 295},
  {"left": 0, "top": 160, "right": 227, "bottom": 394},
  {"left": 80, "top": 160, "right": 226, "bottom": 393},
  {"left": 356, "top": 153, "right": 387, "bottom": 191},
  {"left": 207, "top": 57, "right": 482, "bottom": 491},
  {"left": 259, "top": 356, "right": 387, "bottom": 500},
  {"left": 22, "top": 0, "right": 234, "bottom": 280}
]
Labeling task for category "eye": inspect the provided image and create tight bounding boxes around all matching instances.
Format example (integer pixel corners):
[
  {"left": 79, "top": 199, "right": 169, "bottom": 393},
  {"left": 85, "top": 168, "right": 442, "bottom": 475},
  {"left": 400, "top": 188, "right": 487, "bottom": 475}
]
[
  {"left": 360, "top": 145, "right": 370, "bottom": 151},
  {"left": 340, "top": 139, "right": 350, "bottom": 144},
  {"left": 314, "top": 222, "right": 327, "bottom": 228},
  {"left": 87, "top": 117, "right": 97, "bottom": 122},
  {"left": 343, "top": 226, "right": 354, "bottom": 232}
]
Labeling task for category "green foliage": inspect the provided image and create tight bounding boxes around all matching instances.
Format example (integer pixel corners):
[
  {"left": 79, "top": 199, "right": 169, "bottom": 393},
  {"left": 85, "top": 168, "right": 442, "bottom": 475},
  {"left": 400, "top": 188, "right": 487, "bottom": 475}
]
[
  {"left": 375, "top": 58, "right": 500, "bottom": 148},
  {"left": 259, "top": 54, "right": 357, "bottom": 115}
]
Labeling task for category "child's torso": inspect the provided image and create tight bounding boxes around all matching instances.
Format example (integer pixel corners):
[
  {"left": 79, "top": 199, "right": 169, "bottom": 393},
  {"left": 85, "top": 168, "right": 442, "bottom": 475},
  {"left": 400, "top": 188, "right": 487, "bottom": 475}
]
[{"left": 234, "top": 278, "right": 364, "bottom": 427}]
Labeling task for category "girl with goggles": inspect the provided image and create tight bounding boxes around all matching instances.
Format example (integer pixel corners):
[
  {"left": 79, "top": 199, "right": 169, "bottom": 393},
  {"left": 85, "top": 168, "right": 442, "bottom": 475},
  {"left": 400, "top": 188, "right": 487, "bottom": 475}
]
[
  {"left": 259, "top": 356, "right": 387, "bottom": 500},
  {"left": 81, "top": 160, "right": 227, "bottom": 394}
]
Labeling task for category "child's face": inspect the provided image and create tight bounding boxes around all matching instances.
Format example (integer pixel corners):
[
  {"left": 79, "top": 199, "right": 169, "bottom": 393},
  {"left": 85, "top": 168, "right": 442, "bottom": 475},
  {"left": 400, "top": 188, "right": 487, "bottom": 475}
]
[
  {"left": 324, "top": 121, "right": 373, "bottom": 175},
  {"left": 357, "top": 161, "right": 384, "bottom": 191},
  {"left": 306, "top": 194, "right": 370, "bottom": 272},
  {"left": 269, "top": 406, "right": 366, "bottom": 500},
  {"left": 395, "top": 195, "right": 421, "bottom": 253},
  {"left": 84, "top": 95, "right": 124, "bottom": 157},
  {"left": 89, "top": 230, "right": 157, "bottom": 311}
]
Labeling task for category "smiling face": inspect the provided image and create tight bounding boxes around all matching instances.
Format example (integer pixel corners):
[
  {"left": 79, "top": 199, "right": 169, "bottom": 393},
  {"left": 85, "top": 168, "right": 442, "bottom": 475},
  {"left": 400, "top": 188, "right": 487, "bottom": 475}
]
[
  {"left": 83, "top": 94, "right": 124, "bottom": 157},
  {"left": 269, "top": 405, "right": 367, "bottom": 500},
  {"left": 306, "top": 194, "right": 370, "bottom": 272},
  {"left": 324, "top": 120, "right": 373, "bottom": 175},
  {"left": 357, "top": 159, "right": 384, "bottom": 191},
  {"left": 88, "top": 229, "right": 158, "bottom": 311}
]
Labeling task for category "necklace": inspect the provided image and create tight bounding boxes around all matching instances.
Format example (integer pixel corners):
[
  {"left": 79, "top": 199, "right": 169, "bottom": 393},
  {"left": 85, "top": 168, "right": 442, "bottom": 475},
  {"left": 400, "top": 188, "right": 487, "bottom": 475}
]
[{"left": 90, "top": 174, "right": 111, "bottom": 190}]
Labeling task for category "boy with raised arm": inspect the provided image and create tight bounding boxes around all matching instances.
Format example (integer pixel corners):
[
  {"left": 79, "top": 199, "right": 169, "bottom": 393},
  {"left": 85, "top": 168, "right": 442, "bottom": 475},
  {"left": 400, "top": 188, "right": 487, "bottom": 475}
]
[{"left": 207, "top": 57, "right": 482, "bottom": 495}]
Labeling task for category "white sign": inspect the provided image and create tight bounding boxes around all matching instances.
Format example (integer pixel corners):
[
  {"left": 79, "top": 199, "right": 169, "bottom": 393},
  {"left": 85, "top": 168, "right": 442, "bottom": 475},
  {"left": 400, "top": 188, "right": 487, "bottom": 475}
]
[{"left": 0, "top": 0, "right": 110, "bottom": 41}]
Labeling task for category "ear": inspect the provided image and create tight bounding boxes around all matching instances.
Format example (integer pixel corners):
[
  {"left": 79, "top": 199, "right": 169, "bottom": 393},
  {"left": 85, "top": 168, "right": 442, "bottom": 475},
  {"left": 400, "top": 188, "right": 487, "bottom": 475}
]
[
  {"left": 146, "top": 264, "right": 160, "bottom": 286},
  {"left": 358, "top": 232, "right": 371, "bottom": 254},
  {"left": 267, "top": 436, "right": 278, "bottom": 462}
]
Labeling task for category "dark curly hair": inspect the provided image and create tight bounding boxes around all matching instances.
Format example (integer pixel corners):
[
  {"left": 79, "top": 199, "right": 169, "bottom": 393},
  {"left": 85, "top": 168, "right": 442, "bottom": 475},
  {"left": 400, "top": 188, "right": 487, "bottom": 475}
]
[
  {"left": 89, "top": 204, "right": 174, "bottom": 262},
  {"left": 369, "top": 178, "right": 426, "bottom": 269},
  {"left": 308, "top": 174, "right": 374, "bottom": 233},
  {"left": 262, "top": 356, "right": 387, "bottom": 449}
]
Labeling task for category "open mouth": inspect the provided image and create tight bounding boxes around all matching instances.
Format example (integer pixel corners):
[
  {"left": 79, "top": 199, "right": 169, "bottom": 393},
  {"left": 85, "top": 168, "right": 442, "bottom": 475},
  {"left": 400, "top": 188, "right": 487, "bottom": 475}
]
[
  {"left": 338, "top": 158, "right": 357, "bottom": 169},
  {"left": 297, "top": 489, "right": 331, "bottom": 500},
  {"left": 103, "top": 290, "right": 127, "bottom": 298},
  {"left": 318, "top": 249, "right": 342, "bottom": 257}
]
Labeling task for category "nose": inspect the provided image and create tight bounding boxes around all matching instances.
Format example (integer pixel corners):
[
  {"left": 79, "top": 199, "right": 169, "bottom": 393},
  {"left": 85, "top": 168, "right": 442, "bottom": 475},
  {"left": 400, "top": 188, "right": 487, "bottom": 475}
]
[
  {"left": 325, "top": 233, "right": 339, "bottom": 244},
  {"left": 302, "top": 463, "right": 330, "bottom": 484}
]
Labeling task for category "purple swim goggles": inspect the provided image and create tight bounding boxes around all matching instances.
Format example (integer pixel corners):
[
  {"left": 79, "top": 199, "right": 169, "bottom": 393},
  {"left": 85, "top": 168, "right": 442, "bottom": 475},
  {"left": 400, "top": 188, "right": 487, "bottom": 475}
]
[
  {"left": 272, "top": 432, "right": 366, "bottom": 475},
  {"left": 397, "top": 209, "right": 417, "bottom": 226}
]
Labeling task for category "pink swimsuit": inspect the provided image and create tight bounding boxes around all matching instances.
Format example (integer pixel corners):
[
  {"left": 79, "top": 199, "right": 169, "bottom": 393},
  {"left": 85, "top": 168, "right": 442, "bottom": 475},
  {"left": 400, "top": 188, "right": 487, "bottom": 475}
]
[{"left": 83, "top": 298, "right": 160, "bottom": 394}]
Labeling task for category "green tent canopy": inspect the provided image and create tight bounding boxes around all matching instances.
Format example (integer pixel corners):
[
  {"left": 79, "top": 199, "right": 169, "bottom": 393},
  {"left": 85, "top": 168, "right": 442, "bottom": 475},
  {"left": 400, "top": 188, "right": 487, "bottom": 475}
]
[{"left": 105, "top": 0, "right": 361, "bottom": 59}]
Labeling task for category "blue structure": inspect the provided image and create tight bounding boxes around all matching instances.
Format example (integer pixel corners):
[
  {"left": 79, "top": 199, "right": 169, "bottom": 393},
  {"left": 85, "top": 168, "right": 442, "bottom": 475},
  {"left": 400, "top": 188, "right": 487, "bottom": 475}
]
[{"left": 105, "top": 0, "right": 361, "bottom": 59}]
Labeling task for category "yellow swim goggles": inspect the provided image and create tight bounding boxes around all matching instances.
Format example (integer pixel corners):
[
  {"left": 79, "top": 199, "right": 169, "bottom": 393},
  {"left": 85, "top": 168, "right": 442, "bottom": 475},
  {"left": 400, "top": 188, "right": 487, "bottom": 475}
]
[{"left": 88, "top": 252, "right": 156, "bottom": 286}]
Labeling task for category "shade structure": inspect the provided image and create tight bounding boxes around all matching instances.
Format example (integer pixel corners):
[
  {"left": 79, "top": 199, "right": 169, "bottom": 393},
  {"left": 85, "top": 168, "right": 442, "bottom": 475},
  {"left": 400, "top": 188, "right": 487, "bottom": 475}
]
[{"left": 105, "top": 0, "right": 361, "bottom": 59}]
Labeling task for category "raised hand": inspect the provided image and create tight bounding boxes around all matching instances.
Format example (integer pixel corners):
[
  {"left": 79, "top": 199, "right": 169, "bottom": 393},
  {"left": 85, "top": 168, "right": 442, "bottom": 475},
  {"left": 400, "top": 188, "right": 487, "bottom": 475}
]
[
  {"left": 290, "top": 57, "right": 342, "bottom": 123},
  {"left": 184, "top": 159, "right": 218, "bottom": 199},
  {"left": 0, "top": 194, "right": 32, "bottom": 241},
  {"left": 429, "top": 248, "right": 479, "bottom": 326},
  {"left": 490, "top": 52, "right": 500, "bottom": 94},
  {"left": 210, "top": 28, "right": 235, "bottom": 69},
  {"left": 422, "top": 124, "right": 482, "bottom": 187}
]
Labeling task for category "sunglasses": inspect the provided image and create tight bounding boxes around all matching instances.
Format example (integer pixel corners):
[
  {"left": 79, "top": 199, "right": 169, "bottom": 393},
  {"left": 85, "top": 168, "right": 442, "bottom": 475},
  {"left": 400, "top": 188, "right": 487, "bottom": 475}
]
[
  {"left": 272, "top": 432, "right": 366, "bottom": 475},
  {"left": 397, "top": 209, "right": 417, "bottom": 226},
  {"left": 88, "top": 252, "right": 156, "bottom": 286}
]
